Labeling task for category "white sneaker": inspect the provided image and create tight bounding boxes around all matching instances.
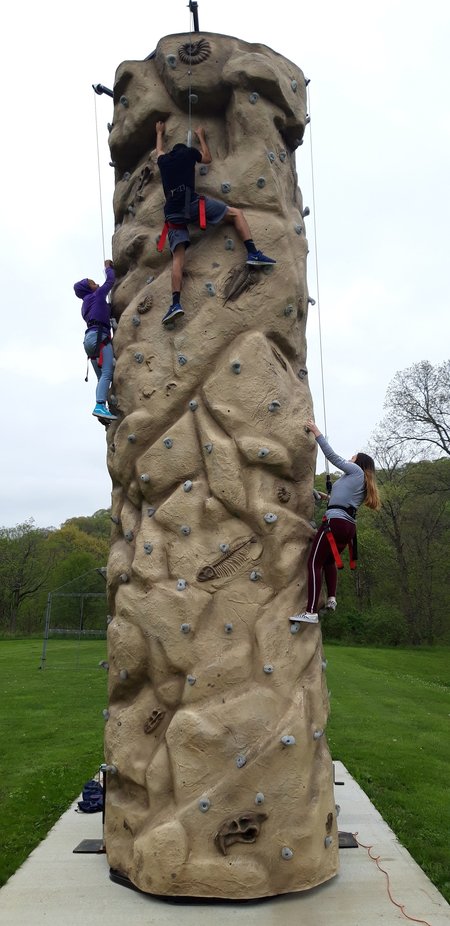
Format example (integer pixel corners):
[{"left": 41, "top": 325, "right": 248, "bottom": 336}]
[
  {"left": 325, "top": 597, "right": 337, "bottom": 611},
  {"left": 288, "top": 612, "right": 319, "bottom": 624}
]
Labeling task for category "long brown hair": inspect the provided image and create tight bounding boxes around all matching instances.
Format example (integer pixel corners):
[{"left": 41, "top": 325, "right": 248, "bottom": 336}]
[{"left": 354, "top": 452, "right": 381, "bottom": 510}]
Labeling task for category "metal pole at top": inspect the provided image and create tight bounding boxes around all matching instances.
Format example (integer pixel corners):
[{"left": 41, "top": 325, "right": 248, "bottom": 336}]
[{"left": 188, "top": 0, "right": 200, "bottom": 31}]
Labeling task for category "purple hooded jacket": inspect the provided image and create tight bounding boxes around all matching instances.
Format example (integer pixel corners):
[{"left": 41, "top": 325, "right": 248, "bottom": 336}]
[{"left": 74, "top": 266, "right": 115, "bottom": 328}]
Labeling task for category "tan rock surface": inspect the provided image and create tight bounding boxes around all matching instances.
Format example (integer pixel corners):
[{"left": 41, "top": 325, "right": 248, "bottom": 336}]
[{"left": 104, "top": 30, "right": 338, "bottom": 899}]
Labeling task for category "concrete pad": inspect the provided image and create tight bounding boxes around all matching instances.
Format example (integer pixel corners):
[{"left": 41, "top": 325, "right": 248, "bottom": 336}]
[{"left": 0, "top": 762, "right": 448, "bottom": 925}]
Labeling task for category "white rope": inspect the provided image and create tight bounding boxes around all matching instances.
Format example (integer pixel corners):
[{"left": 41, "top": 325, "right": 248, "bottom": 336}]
[
  {"left": 306, "top": 83, "right": 330, "bottom": 474},
  {"left": 93, "top": 92, "right": 106, "bottom": 262}
]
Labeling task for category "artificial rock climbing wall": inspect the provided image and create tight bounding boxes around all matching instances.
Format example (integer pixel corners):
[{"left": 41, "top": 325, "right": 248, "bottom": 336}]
[{"left": 103, "top": 31, "right": 338, "bottom": 899}]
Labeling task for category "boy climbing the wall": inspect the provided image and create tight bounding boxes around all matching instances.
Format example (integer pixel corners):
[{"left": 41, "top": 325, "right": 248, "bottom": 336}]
[{"left": 155, "top": 121, "right": 276, "bottom": 325}]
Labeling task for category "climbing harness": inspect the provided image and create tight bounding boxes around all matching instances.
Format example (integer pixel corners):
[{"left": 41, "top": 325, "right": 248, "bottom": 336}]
[
  {"left": 157, "top": 194, "right": 207, "bottom": 251},
  {"left": 321, "top": 515, "right": 357, "bottom": 571},
  {"left": 84, "top": 322, "right": 111, "bottom": 382}
]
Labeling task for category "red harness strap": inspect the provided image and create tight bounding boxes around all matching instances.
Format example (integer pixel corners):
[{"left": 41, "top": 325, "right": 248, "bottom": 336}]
[
  {"left": 157, "top": 198, "right": 207, "bottom": 251},
  {"left": 198, "top": 195, "right": 206, "bottom": 229},
  {"left": 157, "top": 220, "right": 186, "bottom": 252},
  {"left": 322, "top": 517, "right": 357, "bottom": 570}
]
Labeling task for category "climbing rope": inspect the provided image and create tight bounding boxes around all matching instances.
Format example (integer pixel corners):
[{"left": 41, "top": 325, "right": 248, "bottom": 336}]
[
  {"left": 93, "top": 91, "right": 106, "bottom": 262},
  {"left": 353, "top": 834, "right": 433, "bottom": 926},
  {"left": 306, "top": 84, "right": 331, "bottom": 484}
]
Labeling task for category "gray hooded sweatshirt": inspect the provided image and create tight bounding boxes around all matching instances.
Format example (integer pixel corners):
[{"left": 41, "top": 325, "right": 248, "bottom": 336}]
[{"left": 316, "top": 435, "right": 366, "bottom": 523}]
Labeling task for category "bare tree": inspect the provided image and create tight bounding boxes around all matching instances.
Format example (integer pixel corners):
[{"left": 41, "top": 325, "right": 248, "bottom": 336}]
[
  {"left": 375, "top": 360, "right": 450, "bottom": 459},
  {"left": 0, "top": 520, "right": 55, "bottom": 632}
]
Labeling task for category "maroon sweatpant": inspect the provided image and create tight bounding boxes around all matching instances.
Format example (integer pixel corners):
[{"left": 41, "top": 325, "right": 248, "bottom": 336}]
[{"left": 306, "top": 518, "right": 356, "bottom": 613}]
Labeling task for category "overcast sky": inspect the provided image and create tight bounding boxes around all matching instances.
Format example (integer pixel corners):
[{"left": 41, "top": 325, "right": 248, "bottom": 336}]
[{"left": 0, "top": 0, "right": 448, "bottom": 529}]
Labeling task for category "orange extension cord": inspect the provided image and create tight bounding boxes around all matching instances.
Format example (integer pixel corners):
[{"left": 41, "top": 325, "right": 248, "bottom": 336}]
[{"left": 353, "top": 833, "right": 433, "bottom": 926}]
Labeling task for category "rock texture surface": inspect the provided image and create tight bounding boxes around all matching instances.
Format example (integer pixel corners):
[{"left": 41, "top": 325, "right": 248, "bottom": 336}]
[{"left": 103, "top": 31, "right": 338, "bottom": 899}]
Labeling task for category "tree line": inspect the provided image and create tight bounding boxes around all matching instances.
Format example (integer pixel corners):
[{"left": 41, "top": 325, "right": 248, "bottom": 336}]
[{"left": 1, "top": 360, "right": 448, "bottom": 645}]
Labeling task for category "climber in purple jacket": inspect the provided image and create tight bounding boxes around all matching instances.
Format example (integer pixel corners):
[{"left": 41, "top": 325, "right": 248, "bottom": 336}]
[{"left": 73, "top": 260, "right": 117, "bottom": 421}]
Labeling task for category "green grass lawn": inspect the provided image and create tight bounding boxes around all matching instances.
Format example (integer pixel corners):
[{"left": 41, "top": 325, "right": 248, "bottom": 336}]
[
  {"left": 0, "top": 638, "right": 107, "bottom": 886},
  {"left": 324, "top": 644, "right": 450, "bottom": 903},
  {"left": 0, "top": 639, "right": 449, "bottom": 902}
]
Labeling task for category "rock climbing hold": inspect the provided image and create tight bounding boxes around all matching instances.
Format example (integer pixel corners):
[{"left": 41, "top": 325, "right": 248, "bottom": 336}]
[
  {"left": 107, "top": 122, "right": 113, "bottom": 133},
  {"left": 250, "top": 570, "right": 261, "bottom": 582},
  {"left": 199, "top": 164, "right": 208, "bottom": 175},
  {"left": 109, "top": 161, "right": 116, "bottom": 167},
  {"left": 147, "top": 507, "right": 156, "bottom": 517},
  {"left": 258, "top": 448, "right": 270, "bottom": 458},
  {"left": 119, "top": 669, "right": 128, "bottom": 681},
  {"left": 281, "top": 735, "right": 296, "bottom": 746},
  {"left": 177, "top": 579, "right": 187, "bottom": 591},
  {"left": 205, "top": 282, "right": 216, "bottom": 296},
  {"left": 204, "top": 443, "right": 213, "bottom": 454},
  {"left": 143, "top": 542, "right": 153, "bottom": 554},
  {"left": 279, "top": 150, "right": 287, "bottom": 162},
  {"left": 268, "top": 400, "right": 281, "bottom": 412},
  {"left": 268, "top": 151, "right": 276, "bottom": 162},
  {"left": 219, "top": 543, "right": 229, "bottom": 553},
  {"left": 198, "top": 797, "right": 210, "bottom": 812},
  {"left": 138, "top": 296, "right": 152, "bottom": 315},
  {"left": 166, "top": 54, "right": 177, "bottom": 68},
  {"left": 134, "top": 352, "right": 144, "bottom": 363},
  {"left": 294, "top": 224, "right": 303, "bottom": 235},
  {"left": 124, "top": 530, "right": 134, "bottom": 542},
  {"left": 189, "top": 399, "right": 198, "bottom": 411},
  {"left": 180, "top": 525, "right": 191, "bottom": 536},
  {"left": 263, "top": 664, "right": 274, "bottom": 674},
  {"left": 106, "top": 615, "right": 113, "bottom": 624},
  {"left": 291, "top": 79, "right": 298, "bottom": 92},
  {"left": 187, "top": 674, "right": 196, "bottom": 685},
  {"left": 324, "top": 836, "right": 333, "bottom": 848},
  {"left": 264, "top": 513, "right": 278, "bottom": 524},
  {"left": 322, "top": 658, "right": 328, "bottom": 670},
  {"left": 255, "top": 792, "right": 265, "bottom": 805},
  {"left": 308, "top": 296, "right": 316, "bottom": 306},
  {"left": 284, "top": 304, "right": 294, "bottom": 317},
  {"left": 313, "top": 730, "right": 324, "bottom": 740},
  {"left": 111, "top": 515, "right": 120, "bottom": 524},
  {"left": 123, "top": 171, "right": 131, "bottom": 181},
  {"left": 127, "top": 434, "right": 136, "bottom": 443},
  {"left": 183, "top": 480, "right": 193, "bottom": 492},
  {"left": 189, "top": 93, "right": 198, "bottom": 103},
  {"left": 163, "top": 437, "right": 173, "bottom": 448},
  {"left": 131, "top": 315, "right": 140, "bottom": 327},
  {"left": 119, "top": 573, "right": 129, "bottom": 583},
  {"left": 221, "top": 182, "right": 231, "bottom": 194},
  {"left": 302, "top": 206, "right": 310, "bottom": 218},
  {"left": 305, "top": 114, "right": 311, "bottom": 124},
  {"left": 181, "top": 623, "right": 191, "bottom": 634},
  {"left": 98, "top": 660, "right": 109, "bottom": 670},
  {"left": 256, "top": 177, "right": 266, "bottom": 188},
  {"left": 249, "top": 92, "right": 259, "bottom": 103},
  {"left": 224, "top": 623, "right": 233, "bottom": 634},
  {"left": 215, "top": 811, "right": 267, "bottom": 855},
  {"left": 140, "top": 474, "right": 150, "bottom": 483},
  {"left": 119, "top": 95, "right": 129, "bottom": 107},
  {"left": 281, "top": 847, "right": 294, "bottom": 859},
  {"left": 178, "top": 354, "right": 188, "bottom": 365},
  {"left": 290, "top": 622, "right": 300, "bottom": 634},
  {"left": 231, "top": 361, "right": 241, "bottom": 374},
  {"left": 102, "top": 709, "right": 110, "bottom": 719},
  {"left": 236, "top": 754, "right": 247, "bottom": 768},
  {"left": 225, "top": 238, "right": 234, "bottom": 250},
  {"left": 298, "top": 368, "right": 308, "bottom": 378}
]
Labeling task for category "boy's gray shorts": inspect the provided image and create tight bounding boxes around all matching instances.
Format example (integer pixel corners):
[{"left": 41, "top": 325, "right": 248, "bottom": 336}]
[{"left": 166, "top": 195, "right": 228, "bottom": 252}]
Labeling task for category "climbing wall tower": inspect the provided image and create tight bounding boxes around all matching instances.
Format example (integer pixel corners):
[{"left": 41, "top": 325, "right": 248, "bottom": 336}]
[{"left": 103, "top": 31, "right": 338, "bottom": 899}]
